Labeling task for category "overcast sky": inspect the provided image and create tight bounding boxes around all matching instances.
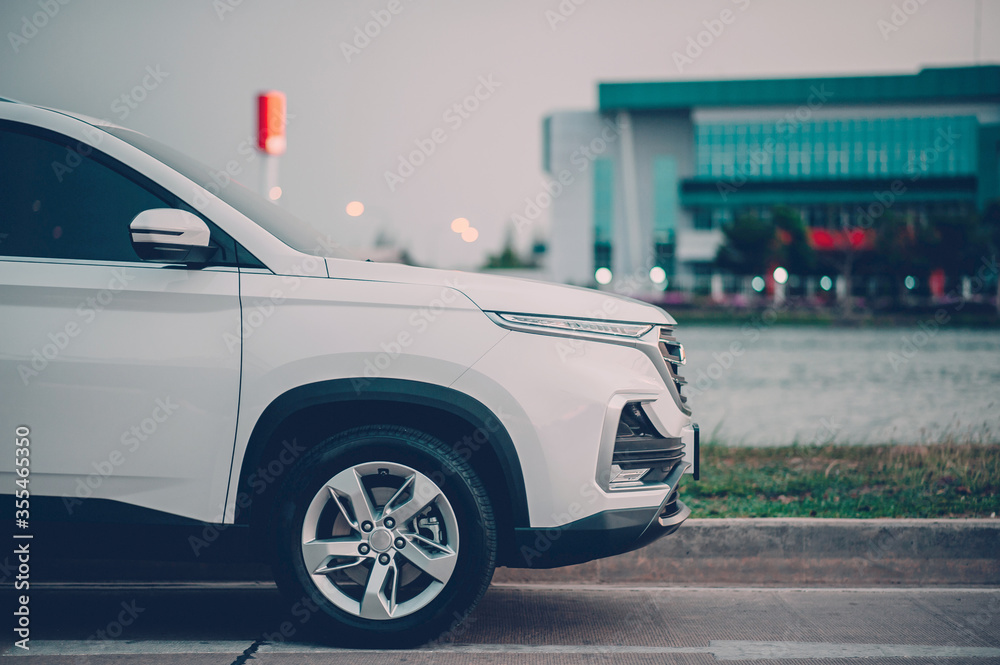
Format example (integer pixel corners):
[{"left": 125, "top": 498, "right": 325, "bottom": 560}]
[{"left": 2, "top": 0, "right": 997, "bottom": 268}]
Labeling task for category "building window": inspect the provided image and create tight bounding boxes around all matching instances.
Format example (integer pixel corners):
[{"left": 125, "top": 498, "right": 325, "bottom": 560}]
[
  {"left": 692, "top": 207, "right": 733, "bottom": 230},
  {"left": 594, "top": 242, "right": 612, "bottom": 270},
  {"left": 694, "top": 115, "right": 978, "bottom": 180},
  {"left": 653, "top": 156, "right": 678, "bottom": 243},
  {"left": 654, "top": 242, "right": 675, "bottom": 278},
  {"left": 593, "top": 158, "right": 614, "bottom": 245},
  {"left": 693, "top": 208, "right": 713, "bottom": 230}
]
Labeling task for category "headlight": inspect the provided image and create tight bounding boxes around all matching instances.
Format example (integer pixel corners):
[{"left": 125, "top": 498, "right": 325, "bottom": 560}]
[{"left": 489, "top": 312, "right": 653, "bottom": 339}]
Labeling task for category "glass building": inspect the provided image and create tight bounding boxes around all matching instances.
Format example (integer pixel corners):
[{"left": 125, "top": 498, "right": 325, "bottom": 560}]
[{"left": 542, "top": 66, "right": 1000, "bottom": 289}]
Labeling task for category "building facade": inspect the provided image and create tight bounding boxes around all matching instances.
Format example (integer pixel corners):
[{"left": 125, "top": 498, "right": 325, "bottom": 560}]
[{"left": 543, "top": 66, "right": 1000, "bottom": 290}]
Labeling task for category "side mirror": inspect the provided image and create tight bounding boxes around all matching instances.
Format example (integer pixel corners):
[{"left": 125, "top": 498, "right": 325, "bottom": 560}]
[{"left": 130, "top": 209, "right": 216, "bottom": 264}]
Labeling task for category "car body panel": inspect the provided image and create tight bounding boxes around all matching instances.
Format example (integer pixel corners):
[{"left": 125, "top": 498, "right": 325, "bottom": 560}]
[
  {"left": 0, "top": 258, "right": 240, "bottom": 522},
  {"left": 0, "top": 100, "right": 694, "bottom": 567}
]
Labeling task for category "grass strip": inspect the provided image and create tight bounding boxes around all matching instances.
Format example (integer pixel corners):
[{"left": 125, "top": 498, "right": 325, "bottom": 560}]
[{"left": 684, "top": 442, "right": 1000, "bottom": 518}]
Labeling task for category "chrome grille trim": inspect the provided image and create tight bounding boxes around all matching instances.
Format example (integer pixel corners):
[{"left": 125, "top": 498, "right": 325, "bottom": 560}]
[{"left": 659, "top": 326, "right": 687, "bottom": 403}]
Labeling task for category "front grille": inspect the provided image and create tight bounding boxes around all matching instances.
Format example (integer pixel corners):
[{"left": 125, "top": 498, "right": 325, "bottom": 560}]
[
  {"left": 659, "top": 326, "right": 687, "bottom": 403},
  {"left": 610, "top": 402, "right": 685, "bottom": 488},
  {"left": 612, "top": 437, "right": 686, "bottom": 469}
]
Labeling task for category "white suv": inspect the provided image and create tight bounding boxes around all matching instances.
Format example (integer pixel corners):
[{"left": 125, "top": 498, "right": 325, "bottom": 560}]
[{"left": 1, "top": 99, "right": 698, "bottom": 645}]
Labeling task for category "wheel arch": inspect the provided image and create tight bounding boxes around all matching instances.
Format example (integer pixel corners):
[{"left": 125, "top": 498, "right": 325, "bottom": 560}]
[{"left": 234, "top": 378, "right": 528, "bottom": 562}]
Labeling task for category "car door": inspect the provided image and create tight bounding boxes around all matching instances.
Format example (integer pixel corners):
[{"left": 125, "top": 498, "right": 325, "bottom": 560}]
[{"left": 0, "top": 120, "right": 242, "bottom": 524}]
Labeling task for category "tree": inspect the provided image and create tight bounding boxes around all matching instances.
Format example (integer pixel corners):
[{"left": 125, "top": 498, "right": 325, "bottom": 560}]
[
  {"left": 977, "top": 200, "right": 1000, "bottom": 313},
  {"left": 871, "top": 212, "right": 935, "bottom": 305},
  {"left": 714, "top": 212, "right": 780, "bottom": 277},
  {"left": 928, "top": 211, "right": 981, "bottom": 281},
  {"left": 771, "top": 205, "right": 817, "bottom": 276},
  {"left": 483, "top": 227, "right": 536, "bottom": 269},
  {"left": 715, "top": 207, "right": 816, "bottom": 283}
]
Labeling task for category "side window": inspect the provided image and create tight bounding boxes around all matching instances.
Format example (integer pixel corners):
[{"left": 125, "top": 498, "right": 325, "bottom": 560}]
[
  {"left": 0, "top": 126, "right": 171, "bottom": 262},
  {"left": 0, "top": 122, "right": 259, "bottom": 267}
]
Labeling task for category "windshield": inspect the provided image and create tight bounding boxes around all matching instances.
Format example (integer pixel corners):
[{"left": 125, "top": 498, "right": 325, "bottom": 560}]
[{"left": 100, "top": 125, "right": 355, "bottom": 259}]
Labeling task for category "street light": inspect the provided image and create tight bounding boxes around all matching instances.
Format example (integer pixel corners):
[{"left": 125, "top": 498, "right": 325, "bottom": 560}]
[{"left": 773, "top": 266, "right": 789, "bottom": 285}]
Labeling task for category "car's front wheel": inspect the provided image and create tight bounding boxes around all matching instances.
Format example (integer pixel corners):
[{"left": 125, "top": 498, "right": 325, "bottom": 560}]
[{"left": 270, "top": 425, "right": 496, "bottom": 646}]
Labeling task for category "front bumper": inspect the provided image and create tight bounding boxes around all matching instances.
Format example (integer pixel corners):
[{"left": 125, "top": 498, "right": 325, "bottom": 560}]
[{"left": 510, "top": 458, "right": 693, "bottom": 569}]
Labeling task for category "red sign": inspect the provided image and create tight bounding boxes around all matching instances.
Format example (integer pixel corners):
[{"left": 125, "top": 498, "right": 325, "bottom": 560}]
[
  {"left": 257, "top": 91, "right": 286, "bottom": 155},
  {"left": 929, "top": 268, "right": 946, "bottom": 297},
  {"left": 809, "top": 228, "right": 875, "bottom": 251}
]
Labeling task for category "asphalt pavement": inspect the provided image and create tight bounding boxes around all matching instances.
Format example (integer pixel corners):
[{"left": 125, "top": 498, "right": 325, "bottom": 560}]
[{"left": 3, "top": 582, "right": 999, "bottom": 664}]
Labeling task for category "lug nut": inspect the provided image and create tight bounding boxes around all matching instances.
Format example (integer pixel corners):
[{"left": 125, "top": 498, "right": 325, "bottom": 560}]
[
  {"left": 384, "top": 517, "right": 395, "bottom": 529},
  {"left": 394, "top": 537, "right": 406, "bottom": 549},
  {"left": 361, "top": 521, "right": 374, "bottom": 532},
  {"left": 358, "top": 543, "right": 370, "bottom": 555},
  {"left": 378, "top": 553, "right": 391, "bottom": 565}
]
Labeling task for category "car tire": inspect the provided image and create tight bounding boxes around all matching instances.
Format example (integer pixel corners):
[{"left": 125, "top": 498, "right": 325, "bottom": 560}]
[{"left": 270, "top": 424, "right": 496, "bottom": 646}]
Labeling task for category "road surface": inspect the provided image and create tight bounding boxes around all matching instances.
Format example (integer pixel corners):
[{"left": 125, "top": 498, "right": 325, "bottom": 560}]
[{"left": 3, "top": 582, "right": 999, "bottom": 663}]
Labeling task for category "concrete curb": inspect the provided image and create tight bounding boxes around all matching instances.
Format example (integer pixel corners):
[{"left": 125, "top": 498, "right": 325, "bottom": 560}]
[
  {"left": 28, "top": 519, "right": 1000, "bottom": 586},
  {"left": 493, "top": 518, "right": 1000, "bottom": 586}
]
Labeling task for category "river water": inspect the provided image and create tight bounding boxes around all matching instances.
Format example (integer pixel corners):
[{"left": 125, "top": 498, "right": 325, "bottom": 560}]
[{"left": 677, "top": 324, "right": 1000, "bottom": 446}]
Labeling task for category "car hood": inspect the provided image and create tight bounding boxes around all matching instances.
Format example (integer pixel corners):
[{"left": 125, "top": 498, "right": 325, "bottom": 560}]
[{"left": 325, "top": 258, "right": 674, "bottom": 325}]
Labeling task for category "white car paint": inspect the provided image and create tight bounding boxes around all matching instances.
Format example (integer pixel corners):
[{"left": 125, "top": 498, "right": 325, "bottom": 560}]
[{"left": 0, "top": 101, "right": 694, "bottom": 535}]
